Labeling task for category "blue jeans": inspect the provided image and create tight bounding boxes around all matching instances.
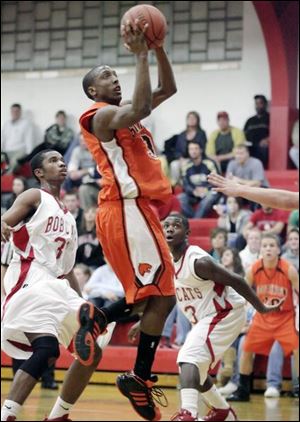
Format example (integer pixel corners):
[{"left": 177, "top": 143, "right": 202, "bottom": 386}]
[
  {"left": 178, "top": 191, "right": 220, "bottom": 218},
  {"left": 162, "top": 304, "right": 191, "bottom": 344}
]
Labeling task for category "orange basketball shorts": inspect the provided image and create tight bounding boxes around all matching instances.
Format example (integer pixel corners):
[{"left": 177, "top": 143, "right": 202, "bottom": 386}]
[
  {"left": 96, "top": 198, "right": 175, "bottom": 304},
  {"left": 243, "top": 312, "right": 299, "bottom": 356}
]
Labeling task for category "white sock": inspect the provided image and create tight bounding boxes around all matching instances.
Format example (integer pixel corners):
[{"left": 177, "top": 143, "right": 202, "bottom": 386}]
[
  {"left": 1, "top": 400, "right": 21, "bottom": 420},
  {"left": 48, "top": 397, "right": 73, "bottom": 419},
  {"left": 201, "top": 385, "right": 229, "bottom": 410},
  {"left": 181, "top": 388, "right": 199, "bottom": 418}
]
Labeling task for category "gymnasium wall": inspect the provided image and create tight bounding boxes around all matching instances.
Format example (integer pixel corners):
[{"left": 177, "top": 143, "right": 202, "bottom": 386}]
[{"left": 1, "top": 1, "right": 271, "bottom": 150}]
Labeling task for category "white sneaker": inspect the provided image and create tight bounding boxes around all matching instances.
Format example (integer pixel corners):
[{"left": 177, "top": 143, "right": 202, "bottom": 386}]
[
  {"left": 264, "top": 386, "right": 280, "bottom": 398},
  {"left": 218, "top": 381, "right": 238, "bottom": 396}
]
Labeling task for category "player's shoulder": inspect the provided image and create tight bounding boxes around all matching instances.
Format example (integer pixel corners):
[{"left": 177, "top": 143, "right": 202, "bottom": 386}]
[{"left": 186, "top": 244, "right": 209, "bottom": 260}]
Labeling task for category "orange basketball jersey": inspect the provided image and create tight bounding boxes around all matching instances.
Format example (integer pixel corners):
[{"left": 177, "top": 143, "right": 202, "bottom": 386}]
[
  {"left": 79, "top": 102, "right": 172, "bottom": 204},
  {"left": 251, "top": 257, "right": 294, "bottom": 326}
]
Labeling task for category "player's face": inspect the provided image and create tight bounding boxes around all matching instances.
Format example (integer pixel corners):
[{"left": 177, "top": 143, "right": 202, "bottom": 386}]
[
  {"left": 89, "top": 66, "right": 122, "bottom": 105},
  {"left": 38, "top": 152, "right": 67, "bottom": 183},
  {"left": 260, "top": 238, "right": 280, "bottom": 261},
  {"left": 163, "top": 217, "right": 187, "bottom": 248}
]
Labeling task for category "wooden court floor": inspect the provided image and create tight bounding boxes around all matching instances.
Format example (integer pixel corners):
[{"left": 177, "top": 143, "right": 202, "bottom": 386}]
[{"left": 1, "top": 380, "right": 299, "bottom": 421}]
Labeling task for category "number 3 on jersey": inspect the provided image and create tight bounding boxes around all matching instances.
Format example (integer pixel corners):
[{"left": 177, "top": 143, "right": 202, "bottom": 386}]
[
  {"left": 184, "top": 305, "right": 198, "bottom": 324},
  {"left": 55, "top": 237, "right": 67, "bottom": 259}
]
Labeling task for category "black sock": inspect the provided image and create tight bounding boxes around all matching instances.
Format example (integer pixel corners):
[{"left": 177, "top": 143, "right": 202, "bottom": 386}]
[
  {"left": 100, "top": 298, "right": 134, "bottom": 324},
  {"left": 134, "top": 331, "right": 161, "bottom": 381},
  {"left": 239, "top": 374, "right": 251, "bottom": 394}
]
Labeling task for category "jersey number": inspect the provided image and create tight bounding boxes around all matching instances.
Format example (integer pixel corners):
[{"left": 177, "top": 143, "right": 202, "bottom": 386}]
[
  {"left": 184, "top": 305, "right": 198, "bottom": 324},
  {"left": 55, "top": 237, "right": 67, "bottom": 259}
]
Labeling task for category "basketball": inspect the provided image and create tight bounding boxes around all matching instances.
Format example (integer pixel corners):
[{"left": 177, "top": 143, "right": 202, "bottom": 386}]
[{"left": 121, "top": 4, "right": 167, "bottom": 50}]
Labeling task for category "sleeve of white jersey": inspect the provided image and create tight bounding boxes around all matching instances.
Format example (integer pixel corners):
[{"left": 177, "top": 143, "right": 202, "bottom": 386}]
[{"left": 187, "top": 247, "right": 209, "bottom": 281}]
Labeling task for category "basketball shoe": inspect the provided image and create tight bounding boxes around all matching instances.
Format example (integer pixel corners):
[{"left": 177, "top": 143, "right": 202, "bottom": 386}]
[
  {"left": 171, "top": 409, "right": 198, "bottom": 421},
  {"left": 199, "top": 407, "right": 237, "bottom": 421}
]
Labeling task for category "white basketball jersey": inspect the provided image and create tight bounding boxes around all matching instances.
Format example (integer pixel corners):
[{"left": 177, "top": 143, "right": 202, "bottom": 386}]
[
  {"left": 174, "top": 245, "right": 245, "bottom": 324},
  {"left": 11, "top": 190, "right": 77, "bottom": 277}
]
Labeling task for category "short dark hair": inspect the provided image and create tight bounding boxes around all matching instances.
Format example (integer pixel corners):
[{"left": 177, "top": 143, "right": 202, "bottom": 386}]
[
  {"left": 210, "top": 227, "right": 228, "bottom": 242},
  {"left": 11, "top": 103, "right": 21, "bottom": 109},
  {"left": 254, "top": 95, "right": 267, "bottom": 104},
  {"left": 168, "top": 212, "right": 190, "bottom": 231},
  {"left": 82, "top": 66, "right": 102, "bottom": 100},
  {"left": 30, "top": 149, "right": 54, "bottom": 182},
  {"left": 287, "top": 227, "right": 299, "bottom": 237},
  {"left": 261, "top": 232, "right": 280, "bottom": 246},
  {"left": 55, "top": 110, "right": 66, "bottom": 118}
]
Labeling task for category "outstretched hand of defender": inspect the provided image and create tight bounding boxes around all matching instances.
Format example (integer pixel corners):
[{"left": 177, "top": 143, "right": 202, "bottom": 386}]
[
  {"left": 121, "top": 19, "right": 149, "bottom": 54},
  {"left": 1, "top": 220, "right": 12, "bottom": 242},
  {"left": 128, "top": 320, "right": 141, "bottom": 343},
  {"left": 207, "top": 172, "right": 241, "bottom": 197},
  {"left": 260, "top": 298, "right": 285, "bottom": 314}
]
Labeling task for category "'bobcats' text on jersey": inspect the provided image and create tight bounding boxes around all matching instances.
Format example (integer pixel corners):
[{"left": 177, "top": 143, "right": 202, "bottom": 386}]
[
  {"left": 11, "top": 190, "right": 77, "bottom": 277},
  {"left": 174, "top": 245, "right": 245, "bottom": 324},
  {"left": 79, "top": 102, "right": 172, "bottom": 203}
]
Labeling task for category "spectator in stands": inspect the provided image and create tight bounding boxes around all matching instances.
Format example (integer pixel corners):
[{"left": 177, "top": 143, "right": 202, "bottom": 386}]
[
  {"left": 1, "top": 104, "right": 36, "bottom": 169},
  {"left": 63, "top": 191, "right": 84, "bottom": 232},
  {"left": 178, "top": 141, "right": 220, "bottom": 218},
  {"left": 227, "top": 233, "right": 299, "bottom": 402},
  {"left": 15, "top": 110, "right": 74, "bottom": 171},
  {"left": 168, "top": 111, "right": 207, "bottom": 185},
  {"left": 206, "top": 111, "right": 245, "bottom": 173},
  {"left": 288, "top": 209, "right": 299, "bottom": 232},
  {"left": 209, "top": 227, "right": 228, "bottom": 262},
  {"left": 217, "top": 248, "right": 245, "bottom": 387},
  {"left": 244, "top": 95, "right": 269, "bottom": 168},
  {"left": 73, "top": 263, "right": 92, "bottom": 295},
  {"left": 83, "top": 260, "right": 124, "bottom": 309},
  {"left": 65, "top": 132, "right": 101, "bottom": 210},
  {"left": 239, "top": 228, "right": 262, "bottom": 272},
  {"left": 3, "top": 176, "right": 28, "bottom": 211},
  {"left": 282, "top": 228, "right": 299, "bottom": 272},
  {"left": 243, "top": 205, "right": 287, "bottom": 243},
  {"left": 159, "top": 304, "right": 191, "bottom": 349},
  {"left": 76, "top": 206, "right": 105, "bottom": 270},
  {"left": 214, "top": 196, "right": 251, "bottom": 250},
  {"left": 289, "top": 119, "right": 299, "bottom": 169}
]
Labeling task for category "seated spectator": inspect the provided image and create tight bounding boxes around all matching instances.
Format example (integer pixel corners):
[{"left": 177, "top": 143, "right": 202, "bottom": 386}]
[
  {"left": 282, "top": 228, "right": 299, "bottom": 272},
  {"left": 168, "top": 111, "right": 207, "bottom": 185},
  {"left": 220, "top": 247, "right": 245, "bottom": 277},
  {"left": 15, "top": 110, "right": 74, "bottom": 170},
  {"left": 178, "top": 141, "right": 220, "bottom": 218},
  {"left": 83, "top": 260, "right": 124, "bottom": 309},
  {"left": 209, "top": 227, "right": 228, "bottom": 262},
  {"left": 76, "top": 206, "right": 105, "bottom": 270},
  {"left": 239, "top": 228, "right": 262, "bottom": 272},
  {"left": 243, "top": 205, "right": 287, "bottom": 243},
  {"left": 289, "top": 119, "right": 299, "bottom": 169},
  {"left": 288, "top": 209, "right": 299, "bottom": 232},
  {"left": 160, "top": 304, "right": 191, "bottom": 349},
  {"left": 63, "top": 191, "right": 84, "bottom": 232},
  {"left": 73, "top": 263, "right": 92, "bottom": 295},
  {"left": 206, "top": 111, "right": 245, "bottom": 173},
  {"left": 214, "top": 196, "right": 251, "bottom": 250},
  {"left": 1, "top": 103, "right": 36, "bottom": 169},
  {"left": 65, "top": 132, "right": 101, "bottom": 210},
  {"left": 2, "top": 176, "right": 28, "bottom": 212},
  {"left": 244, "top": 95, "right": 269, "bottom": 168}
]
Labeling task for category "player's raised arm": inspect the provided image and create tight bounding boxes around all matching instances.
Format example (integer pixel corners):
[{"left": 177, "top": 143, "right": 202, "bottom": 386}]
[
  {"left": 194, "top": 256, "right": 281, "bottom": 314},
  {"left": 1, "top": 189, "right": 41, "bottom": 241},
  {"left": 151, "top": 47, "right": 177, "bottom": 109}
]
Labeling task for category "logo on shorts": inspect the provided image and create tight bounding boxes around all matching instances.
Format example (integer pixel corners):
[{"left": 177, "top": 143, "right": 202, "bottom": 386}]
[{"left": 138, "top": 263, "right": 152, "bottom": 276}]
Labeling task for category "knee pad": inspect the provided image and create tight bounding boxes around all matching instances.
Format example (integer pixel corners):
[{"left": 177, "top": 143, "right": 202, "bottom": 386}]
[{"left": 21, "top": 336, "right": 60, "bottom": 380}]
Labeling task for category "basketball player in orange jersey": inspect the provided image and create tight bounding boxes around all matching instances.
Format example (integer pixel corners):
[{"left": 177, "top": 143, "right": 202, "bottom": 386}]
[
  {"left": 1, "top": 150, "right": 115, "bottom": 421},
  {"left": 227, "top": 232, "right": 299, "bottom": 402},
  {"left": 74, "top": 19, "right": 177, "bottom": 421},
  {"left": 207, "top": 173, "right": 299, "bottom": 210}
]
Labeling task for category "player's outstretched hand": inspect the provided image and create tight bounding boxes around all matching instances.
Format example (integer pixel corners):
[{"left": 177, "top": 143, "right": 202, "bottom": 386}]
[
  {"left": 207, "top": 172, "right": 241, "bottom": 197},
  {"left": 260, "top": 298, "right": 285, "bottom": 314},
  {"left": 121, "top": 19, "right": 148, "bottom": 55},
  {"left": 128, "top": 321, "right": 141, "bottom": 343},
  {"left": 1, "top": 220, "right": 12, "bottom": 242}
]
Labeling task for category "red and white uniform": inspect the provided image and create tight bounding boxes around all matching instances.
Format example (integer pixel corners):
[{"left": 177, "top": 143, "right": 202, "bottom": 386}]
[
  {"left": 1, "top": 190, "right": 114, "bottom": 359},
  {"left": 175, "top": 245, "right": 246, "bottom": 383}
]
